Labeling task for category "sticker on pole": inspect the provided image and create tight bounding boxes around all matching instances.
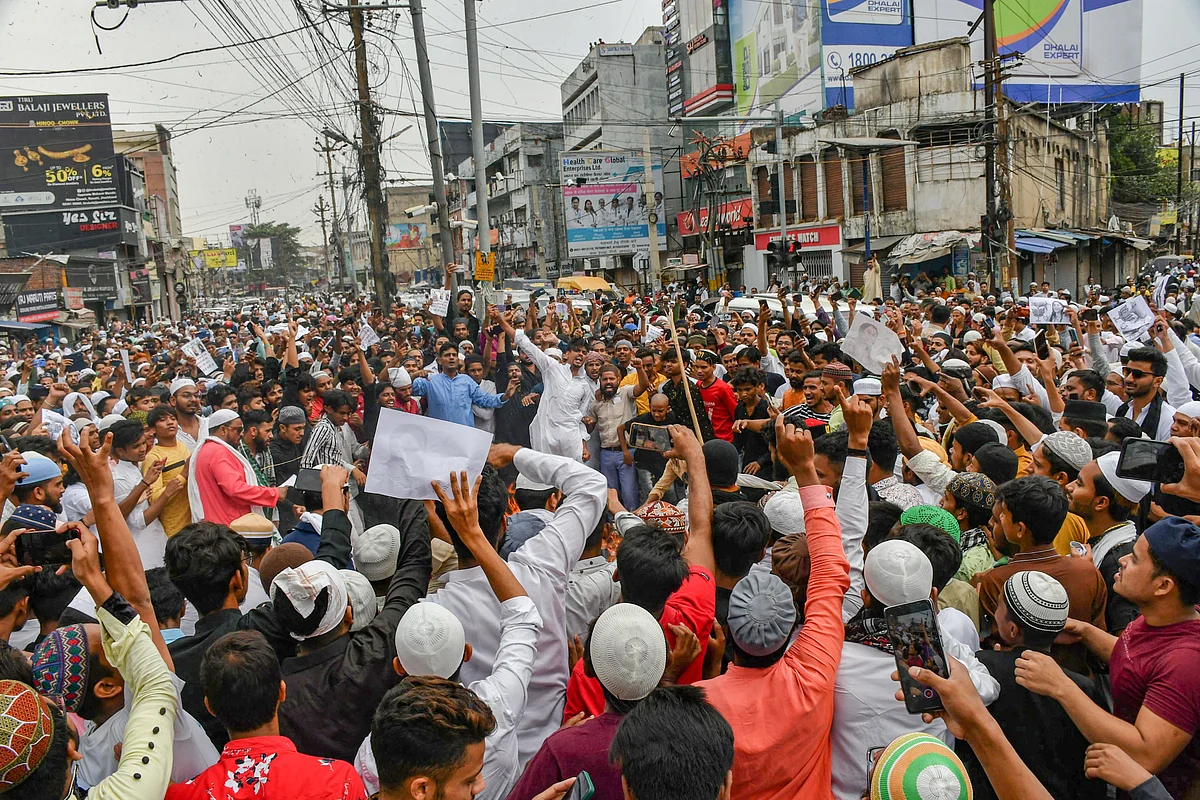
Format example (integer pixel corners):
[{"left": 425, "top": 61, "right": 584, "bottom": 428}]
[{"left": 475, "top": 251, "right": 495, "bottom": 282}]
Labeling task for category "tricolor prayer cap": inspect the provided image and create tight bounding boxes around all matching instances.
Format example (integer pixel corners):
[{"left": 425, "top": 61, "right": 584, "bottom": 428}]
[
  {"left": 394, "top": 602, "right": 466, "bottom": 679},
  {"left": 0, "top": 680, "right": 55, "bottom": 791},
  {"left": 589, "top": 603, "right": 667, "bottom": 701},
  {"left": 1002, "top": 572, "right": 1069, "bottom": 634},
  {"left": 870, "top": 732, "right": 971, "bottom": 800},
  {"left": 31, "top": 625, "right": 90, "bottom": 714}
]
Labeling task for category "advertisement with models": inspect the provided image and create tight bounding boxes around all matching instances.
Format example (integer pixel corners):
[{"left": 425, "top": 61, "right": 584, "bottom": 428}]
[
  {"left": 560, "top": 152, "right": 666, "bottom": 257},
  {"left": 730, "top": 0, "right": 823, "bottom": 123}
]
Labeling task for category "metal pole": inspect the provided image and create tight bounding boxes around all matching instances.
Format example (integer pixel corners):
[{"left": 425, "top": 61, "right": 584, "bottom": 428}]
[
  {"left": 1177, "top": 73, "right": 1186, "bottom": 255},
  {"left": 531, "top": 181, "right": 547, "bottom": 279},
  {"left": 1191, "top": 121, "right": 1197, "bottom": 256},
  {"left": 983, "top": 0, "right": 998, "bottom": 285},
  {"left": 861, "top": 152, "right": 872, "bottom": 261},
  {"left": 349, "top": 0, "right": 390, "bottom": 305},
  {"left": 643, "top": 127, "right": 661, "bottom": 290},
  {"left": 408, "top": 0, "right": 456, "bottom": 273},
  {"left": 775, "top": 100, "right": 788, "bottom": 248},
  {"left": 321, "top": 135, "right": 345, "bottom": 292},
  {"left": 465, "top": 0, "right": 491, "bottom": 292}
]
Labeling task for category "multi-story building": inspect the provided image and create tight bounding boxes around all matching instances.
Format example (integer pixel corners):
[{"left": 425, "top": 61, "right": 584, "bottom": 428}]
[
  {"left": 384, "top": 184, "right": 443, "bottom": 286},
  {"left": 113, "top": 125, "right": 185, "bottom": 320},
  {"left": 455, "top": 124, "right": 565, "bottom": 280}
]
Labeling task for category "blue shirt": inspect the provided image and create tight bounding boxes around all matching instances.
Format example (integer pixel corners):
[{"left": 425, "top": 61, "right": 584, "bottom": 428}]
[{"left": 411, "top": 372, "right": 505, "bottom": 427}]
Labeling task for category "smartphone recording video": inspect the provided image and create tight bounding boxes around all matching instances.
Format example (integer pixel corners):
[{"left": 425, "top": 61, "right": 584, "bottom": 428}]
[
  {"left": 15, "top": 529, "right": 79, "bottom": 568},
  {"left": 885, "top": 598, "right": 950, "bottom": 714},
  {"left": 628, "top": 422, "right": 672, "bottom": 452},
  {"left": 1116, "top": 437, "right": 1185, "bottom": 485}
]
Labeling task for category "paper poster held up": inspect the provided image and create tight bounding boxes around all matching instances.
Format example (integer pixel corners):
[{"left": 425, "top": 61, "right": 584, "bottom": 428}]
[
  {"left": 840, "top": 312, "right": 904, "bottom": 376},
  {"left": 1106, "top": 295, "right": 1155, "bottom": 341},
  {"left": 429, "top": 289, "right": 451, "bottom": 318},
  {"left": 1028, "top": 297, "right": 1068, "bottom": 325},
  {"left": 365, "top": 408, "right": 493, "bottom": 500}
]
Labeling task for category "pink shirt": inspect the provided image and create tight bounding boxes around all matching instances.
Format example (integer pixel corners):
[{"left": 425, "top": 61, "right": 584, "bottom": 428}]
[
  {"left": 193, "top": 439, "right": 278, "bottom": 526},
  {"left": 698, "top": 485, "right": 850, "bottom": 800}
]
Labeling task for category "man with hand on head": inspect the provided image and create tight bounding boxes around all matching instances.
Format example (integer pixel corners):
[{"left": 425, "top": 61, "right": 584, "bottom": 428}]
[
  {"left": 189, "top": 410, "right": 286, "bottom": 526},
  {"left": 353, "top": 468, "right": 541, "bottom": 800}
]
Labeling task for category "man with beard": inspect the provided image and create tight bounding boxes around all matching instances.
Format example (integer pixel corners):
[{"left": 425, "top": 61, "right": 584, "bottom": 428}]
[
  {"left": 778, "top": 351, "right": 809, "bottom": 410},
  {"left": 110, "top": 419, "right": 178, "bottom": 569},
  {"left": 170, "top": 378, "right": 208, "bottom": 452},
  {"left": 269, "top": 405, "right": 308, "bottom": 534},
  {"left": 189, "top": 410, "right": 287, "bottom": 527},
  {"left": 621, "top": 348, "right": 666, "bottom": 415},
  {"left": 783, "top": 370, "right": 834, "bottom": 427},
  {"left": 239, "top": 409, "right": 276, "bottom": 494},
  {"left": 12, "top": 451, "right": 68, "bottom": 524},
  {"left": 594, "top": 361, "right": 649, "bottom": 510},
  {"left": 658, "top": 348, "right": 715, "bottom": 442}
]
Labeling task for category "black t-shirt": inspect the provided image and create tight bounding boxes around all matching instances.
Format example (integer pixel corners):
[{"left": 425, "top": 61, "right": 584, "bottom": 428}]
[
  {"left": 733, "top": 399, "right": 773, "bottom": 479},
  {"left": 958, "top": 647, "right": 1107, "bottom": 800}
]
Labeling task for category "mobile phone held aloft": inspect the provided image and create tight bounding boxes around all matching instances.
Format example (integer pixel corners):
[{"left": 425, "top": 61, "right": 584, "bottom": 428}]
[
  {"left": 885, "top": 598, "right": 950, "bottom": 714},
  {"left": 1033, "top": 329, "right": 1050, "bottom": 360},
  {"left": 628, "top": 422, "right": 672, "bottom": 452},
  {"left": 1116, "top": 437, "right": 1186, "bottom": 485},
  {"left": 565, "top": 772, "right": 595, "bottom": 800},
  {"left": 15, "top": 528, "right": 80, "bottom": 568}
]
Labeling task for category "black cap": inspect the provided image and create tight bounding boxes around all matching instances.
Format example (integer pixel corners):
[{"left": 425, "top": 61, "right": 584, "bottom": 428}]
[{"left": 1063, "top": 399, "right": 1108, "bottom": 423}]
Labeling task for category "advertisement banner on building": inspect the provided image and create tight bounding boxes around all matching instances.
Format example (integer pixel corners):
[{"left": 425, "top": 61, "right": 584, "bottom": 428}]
[
  {"left": 63, "top": 287, "right": 83, "bottom": 310},
  {"left": 0, "top": 94, "right": 119, "bottom": 211},
  {"left": 229, "top": 224, "right": 247, "bottom": 248},
  {"left": 753, "top": 223, "right": 841, "bottom": 251},
  {"left": 189, "top": 249, "right": 237, "bottom": 269},
  {"left": 561, "top": 152, "right": 666, "bottom": 257},
  {"left": 4, "top": 206, "right": 139, "bottom": 252},
  {"left": 246, "top": 238, "right": 275, "bottom": 272},
  {"left": 15, "top": 290, "right": 59, "bottom": 323},
  {"left": 820, "top": 0, "right": 914, "bottom": 108},
  {"left": 912, "top": 0, "right": 1141, "bottom": 103},
  {"left": 676, "top": 198, "right": 754, "bottom": 236},
  {"left": 730, "top": 0, "right": 823, "bottom": 124},
  {"left": 64, "top": 261, "right": 119, "bottom": 303},
  {"left": 386, "top": 223, "right": 428, "bottom": 250}
]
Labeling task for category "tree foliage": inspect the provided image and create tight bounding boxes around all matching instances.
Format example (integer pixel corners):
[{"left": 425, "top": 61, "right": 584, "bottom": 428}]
[
  {"left": 242, "top": 221, "right": 303, "bottom": 283},
  {"left": 1104, "top": 108, "right": 1176, "bottom": 204}
]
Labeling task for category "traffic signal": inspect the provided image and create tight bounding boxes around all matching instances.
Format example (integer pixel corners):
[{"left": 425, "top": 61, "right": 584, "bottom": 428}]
[
  {"left": 766, "top": 239, "right": 785, "bottom": 272},
  {"left": 788, "top": 239, "right": 804, "bottom": 269}
]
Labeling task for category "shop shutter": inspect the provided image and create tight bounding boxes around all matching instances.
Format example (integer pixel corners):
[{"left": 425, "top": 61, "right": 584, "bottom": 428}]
[
  {"left": 881, "top": 143, "right": 908, "bottom": 213},
  {"left": 799, "top": 157, "right": 818, "bottom": 222},
  {"left": 849, "top": 153, "right": 867, "bottom": 216},
  {"left": 822, "top": 148, "right": 844, "bottom": 220}
]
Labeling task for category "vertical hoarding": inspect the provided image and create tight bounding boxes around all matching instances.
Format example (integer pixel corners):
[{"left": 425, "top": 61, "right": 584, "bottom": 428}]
[
  {"left": 729, "top": 0, "right": 823, "bottom": 124},
  {"left": 0, "top": 94, "right": 118, "bottom": 211},
  {"left": 912, "top": 0, "right": 1142, "bottom": 104},
  {"left": 229, "top": 224, "right": 248, "bottom": 248},
  {"left": 385, "top": 223, "right": 428, "bottom": 250},
  {"left": 561, "top": 152, "right": 666, "bottom": 258},
  {"left": 819, "top": 0, "right": 913, "bottom": 108}
]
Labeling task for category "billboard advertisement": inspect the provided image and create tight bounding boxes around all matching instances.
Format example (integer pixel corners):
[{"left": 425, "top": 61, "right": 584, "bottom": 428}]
[
  {"left": 64, "top": 261, "right": 119, "bottom": 303},
  {"left": 730, "top": 0, "right": 823, "bottom": 123},
  {"left": 386, "top": 223, "right": 428, "bottom": 250},
  {"left": 0, "top": 94, "right": 119, "bottom": 211},
  {"left": 15, "top": 289, "right": 59, "bottom": 323},
  {"left": 820, "top": 0, "right": 913, "bottom": 108},
  {"left": 4, "top": 206, "right": 139, "bottom": 252},
  {"left": 560, "top": 152, "right": 666, "bottom": 258},
  {"left": 913, "top": 0, "right": 1142, "bottom": 103},
  {"left": 229, "top": 224, "right": 247, "bottom": 248}
]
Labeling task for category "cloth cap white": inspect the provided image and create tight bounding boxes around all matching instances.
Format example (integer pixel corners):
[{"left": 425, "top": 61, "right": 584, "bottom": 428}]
[
  {"left": 941, "top": 359, "right": 971, "bottom": 371},
  {"left": 270, "top": 560, "right": 349, "bottom": 641},
  {"left": 853, "top": 378, "right": 882, "bottom": 397},
  {"left": 169, "top": 378, "right": 195, "bottom": 396},
  {"left": 388, "top": 367, "right": 412, "bottom": 389},
  {"left": 96, "top": 413, "right": 127, "bottom": 433},
  {"left": 762, "top": 490, "right": 805, "bottom": 534},
  {"left": 864, "top": 539, "right": 933, "bottom": 607},
  {"left": 589, "top": 603, "right": 667, "bottom": 701},
  {"left": 1119, "top": 341, "right": 1138, "bottom": 357},
  {"left": 341, "top": 570, "right": 378, "bottom": 633},
  {"left": 207, "top": 409, "right": 240, "bottom": 429},
  {"left": 1003, "top": 571, "right": 1069, "bottom": 633},
  {"left": 992, "top": 374, "right": 1019, "bottom": 390},
  {"left": 545, "top": 348, "right": 563, "bottom": 362},
  {"left": 1096, "top": 451, "right": 1152, "bottom": 504},
  {"left": 1039, "top": 431, "right": 1093, "bottom": 472},
  {"left": 352, "top": 524, "right": 401, "bottom": 582},
  {"left": 1175, "top": 400, "right": 1200, "bottom": 420},
  {"left": 515, "top": 473, "right": 555, "bottom": 492},
  {"left": 394, "top": 602, "right": 466, "bottom": 679}
]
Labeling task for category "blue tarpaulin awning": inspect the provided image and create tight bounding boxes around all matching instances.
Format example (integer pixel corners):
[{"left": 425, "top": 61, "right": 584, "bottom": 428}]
[
  {"left": 1014, "top": 235, "right": 1069, "bottom": 255},
  {"left": 0, "top": 320, "right": 51, "bottom": 332}
]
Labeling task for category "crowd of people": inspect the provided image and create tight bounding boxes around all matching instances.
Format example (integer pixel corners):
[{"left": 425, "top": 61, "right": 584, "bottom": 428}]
[{"left": 0, "top": 262, "right": 1196, "bottom": 800}]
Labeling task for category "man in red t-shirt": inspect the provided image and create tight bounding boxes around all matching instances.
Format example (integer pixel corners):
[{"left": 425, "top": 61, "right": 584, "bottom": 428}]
[
  {"left": 563, "top": 425, "right": 717, "bottom": 719},
  {"left": 695, "top": 349, "right": 738, "bottom": 442},
  {"left": 168, "top": 631, "right": 366, "bottom": 800},
  {"left": 1011, "top": 516, "right": 1200, "bottom": 799}
]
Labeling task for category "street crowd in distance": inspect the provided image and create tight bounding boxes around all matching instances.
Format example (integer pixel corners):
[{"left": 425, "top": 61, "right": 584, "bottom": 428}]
[{"left": 0, "top": 258, "right": 1198, "bottom": 800}]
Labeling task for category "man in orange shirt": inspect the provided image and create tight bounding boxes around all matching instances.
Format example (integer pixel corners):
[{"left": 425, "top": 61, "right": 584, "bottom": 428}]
[
  {"left": 779, "top": 351, "right": 808, "bottom": 410},
  {"left": 697, "top": 416, "right": 850, "bottom": 800}
]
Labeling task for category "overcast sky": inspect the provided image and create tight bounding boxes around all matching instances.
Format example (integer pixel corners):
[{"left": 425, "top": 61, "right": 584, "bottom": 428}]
[{"left": 0, "top": 0, "right": 1196, "bottom": 247}]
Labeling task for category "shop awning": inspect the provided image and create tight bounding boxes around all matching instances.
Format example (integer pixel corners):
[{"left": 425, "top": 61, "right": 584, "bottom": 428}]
[
  {"left": 0, "top": 320, "right": 50, "bottom": 332},
  {"left": 889, "top": 231, "right": 980, "bottom": 266},
  {"left": 557, "top": 276, "right": 612, "bottom": 292},
  {"left": 1014, "top": 233, "right": 1070, "bottom": 255}
]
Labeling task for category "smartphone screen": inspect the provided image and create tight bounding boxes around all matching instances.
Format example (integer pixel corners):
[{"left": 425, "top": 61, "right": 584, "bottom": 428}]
[
  {"left": 15, "top": 529, "right": 79, "bottom": 568},
  {"left": 885, "top": 598, "right": 950, "bottom": 714},
  {"left": 1033, "top": 329, "right": 1050, "bottom": 360},
  {"left": 1116, "top": 437, "right": 1185, "bottom": 484},
  {"left": 628, "top": 422, "right": 672, "bottom": 452}
]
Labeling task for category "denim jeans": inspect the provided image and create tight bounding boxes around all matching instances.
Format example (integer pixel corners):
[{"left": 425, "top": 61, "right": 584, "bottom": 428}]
[{"left": 599, "top": 448, "right": 637, "bottom": 511}]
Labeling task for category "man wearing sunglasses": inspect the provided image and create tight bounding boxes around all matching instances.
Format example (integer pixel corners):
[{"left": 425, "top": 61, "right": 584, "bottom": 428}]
[{"left": 1116, "top": 348, "right": 1175, "bottom": 442}]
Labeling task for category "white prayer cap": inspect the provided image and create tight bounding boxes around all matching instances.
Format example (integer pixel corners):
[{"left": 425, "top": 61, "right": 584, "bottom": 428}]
[
  {"left": 353, "top": 524, "right": 401, "bottom": 582},
  {"left": 270, "top": 560, "right": 349, "bottom": 641},
  {"left": 297, "top": 351, "right": 314, "bottom": 362},
  {"left": 992, "top": 374, "right": 1019, "bottom": 390},
  {"left": 864, "top": 540, "right": 933, "bottom": 607},
  {"left": 1175, "top": 400, "right": 1200, "bottom": 420},
  {"left": 169, "top": 378, "right": 195, "bottom": 396},
  {"left": 963, "top": 330, "right": 983, "bottom": 343},
  {"left": 853, "top": 377, "right": 882, "bottom": 397},
  {"left": 545, "top": 348, "right": 563, "bottom": 362},
  {"left": 341, "top": 570, "right": 378, "bottom": 633},
  {"left": 96, "top": 413, "right": 126, "bottom": 433},
  {"left": 1039, "top": 431, "right": 1093, "bottom": 472},
  {"left": 762, "top": 490, "right": 805, "bottom": 535},
  {"left": 1096, "top": 451, "right": 1152, "bottom": 504},
  {"left": 589, "top": 603, "right": 667, "bottom": 701},
  {"left": 388, "top": 367, "right": 412, "bottom": 389},
  {"left": 941, "top": 358, "right": 971, "bottom": 371},
  {"left": 207, "top": 409, "right": 240, "bottom": 429},
  {"left": 1119, "top": 341, "right": 1138, "bottom": 357},
  {"left": 394, "top": 602, "right": 466, "bottom": 679}
]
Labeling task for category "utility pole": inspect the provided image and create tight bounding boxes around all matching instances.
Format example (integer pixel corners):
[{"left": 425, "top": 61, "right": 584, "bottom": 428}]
[
  {"left": 642, "top": 128, "right": 662, "bottom": 289},
  {"left": 313, "top": 196, "right": 331, "bottom": 283},
  {"left": 317, "top": 135, "right": 345, "bottom": 292},
  {"left": 342, "top": 168, "right": 360, "bottom": 297},
  {"left": 408, "top": 0, "right": 455, "bottom": 273},
  {"left": 530, "top": 181, "right": 547, "bottom": 279},
  {"left": 774, "top": 100, "right": 788, "bottom": 249},
  {"left": 1177, "top": 73, "right": 1186, "bottom": 255},
  {"left": 349, "top": 0, "right": 390, "bottom": 306},
  {"left": 982, "top": 0, "right": 999, "bottom": 288},
  {"left": 465, "top": 0, "right": 491, "bottom": 296},
  {"left": 1191, "top": 121, "right": 1196, "bottom": 255}
]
